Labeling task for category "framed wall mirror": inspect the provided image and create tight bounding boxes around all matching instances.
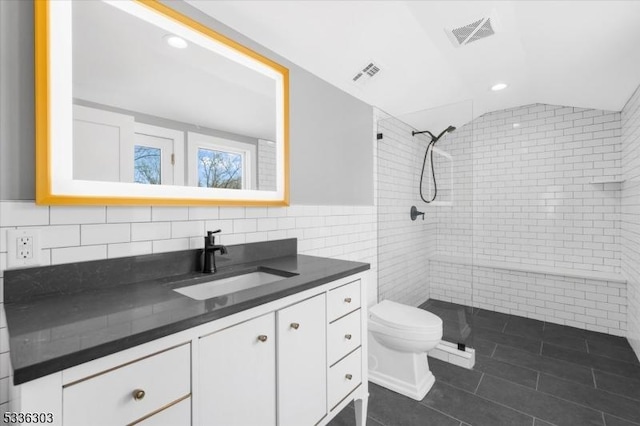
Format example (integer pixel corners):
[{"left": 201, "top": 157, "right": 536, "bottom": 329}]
[{"left": 35, "top": 0, "right": 289, "bottom": 206}]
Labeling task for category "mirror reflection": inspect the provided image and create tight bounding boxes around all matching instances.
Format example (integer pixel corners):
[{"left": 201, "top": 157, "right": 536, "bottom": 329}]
[{"left": 71, "top": 1, "right": 278, "bottom": 191}]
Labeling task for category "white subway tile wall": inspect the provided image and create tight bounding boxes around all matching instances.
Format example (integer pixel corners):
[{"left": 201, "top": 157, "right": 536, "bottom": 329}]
[
  {"left": 429, "top": 103, "right": 626, "bottom": 333},
  {"left": 376, "top": 114, "right": 434, "bottom": 306},
  {"left": 429, "top": 261, "right": 627, "bottom": 335},
  {"left": 622, "top": 86, "right": 640, "bottom": 355},
  {"left": 0, "top": 201, "right": 378, "bottom": 411},
  {"left": 257, "top": 140, "right": 277, "bottom": 191},
  {"left": 434, "top": 103, "right": 622, "bottom": 272}
]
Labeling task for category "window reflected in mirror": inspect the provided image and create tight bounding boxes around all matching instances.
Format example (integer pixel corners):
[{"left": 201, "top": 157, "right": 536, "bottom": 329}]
[
  {"left": 198, "top": 148, "right": 243, "bottom": 190},
  {"left": 134, "top": 145, "right": 162, "bottom": 185}
]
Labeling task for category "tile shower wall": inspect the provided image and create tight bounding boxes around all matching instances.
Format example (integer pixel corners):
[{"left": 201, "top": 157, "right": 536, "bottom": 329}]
[
  {"left": 435, "top": 103, "right": 622, "bottom": 272},
  {"left": 430, "top": 103, "right": 625, "bottom": 334},
  {"left": 376, "top": 113, "right": 435, "bottom": 306},
  {"left": 257, "top": 140, "right": 277, "bottom": 191},
  {"left": 622, "top": 85, "right": 640, "bottom": 356},
  {"left": 0, "top": 201, "right": 378, "bottom": 411}
]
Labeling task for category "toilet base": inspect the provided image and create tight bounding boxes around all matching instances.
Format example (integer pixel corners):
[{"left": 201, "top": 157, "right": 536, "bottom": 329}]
[{"left": 368, "top": 332, "right": 436, "bottom": 401}]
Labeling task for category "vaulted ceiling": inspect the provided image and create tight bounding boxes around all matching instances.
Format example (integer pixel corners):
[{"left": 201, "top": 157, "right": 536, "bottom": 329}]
[{"left": 187, "top": 1, "right": 640, "bottom": 129}]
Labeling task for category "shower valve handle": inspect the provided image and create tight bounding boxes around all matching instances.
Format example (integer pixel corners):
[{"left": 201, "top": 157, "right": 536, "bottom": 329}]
[{"left": 410, "top": 206, "right": 425, "bottom": 221}]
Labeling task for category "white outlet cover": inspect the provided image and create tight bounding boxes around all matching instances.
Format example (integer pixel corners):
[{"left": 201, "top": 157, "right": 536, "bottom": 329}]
[{"left": 7, "top": 228, "right": 42, "bottom": 269}]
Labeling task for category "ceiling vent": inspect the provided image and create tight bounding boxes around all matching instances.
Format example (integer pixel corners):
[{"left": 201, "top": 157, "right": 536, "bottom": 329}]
[
  {"left": 351, "top": 61, "right": 381, "bottom": 87},
  {"left": 445, "top": 12, "right": 500, "bottom": 47}
]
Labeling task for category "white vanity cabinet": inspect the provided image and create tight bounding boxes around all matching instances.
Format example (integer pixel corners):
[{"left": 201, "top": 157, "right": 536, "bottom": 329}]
[
  {"left": 198, "top": 313, "right": 277, "bottom": 425},
  {"left": 9, "top": 272, "right": 369, "bottom": 426},
  {"left": 62, "top": 343, "right": 192, "bottom": 426},
  {"left": 276, "top": 294, "right": 327, "bottom": 426},
  {"left": 198, "top": 294, "right": 327, "bottom": 426}
]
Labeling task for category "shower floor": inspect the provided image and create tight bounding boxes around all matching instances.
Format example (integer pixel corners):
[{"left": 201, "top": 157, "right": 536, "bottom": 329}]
[{"left": 329, "top": 299, "right": 640, "bottom": 426}]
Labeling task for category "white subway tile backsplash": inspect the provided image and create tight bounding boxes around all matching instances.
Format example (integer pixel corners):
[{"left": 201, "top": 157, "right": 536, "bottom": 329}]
[
  {"left": 219, "top": 207, "right": 245, "bottom": 219},
  {"left": 39, "top": 225, "right": 81, "bottom": 249},
  {"left": 151, "top": 207, "right": 188, "bottom": 222},
  {"left": 51, "top": 245, "right": 107, "bottom": 265},
  {"left": 221, "top": 233, "right": 246, "bottom": 245},
  {"left": 244, "top": 207, "right": 267, "bottom": 218},
  {"left": 204, "top": 220, "right": 234, "bottom": 234},
  {"left": 0, "top": 328, "right": 7, "bottom": 359},
  {"left": 0, "top": 353, "right": 9, "bottom": 379},
  {"left": 267, "top": 207, "right": 287, "bottom": 217},
  {"left": 171, "top": 221, "right": 205, "bottom": 239},
  {"left": 152, "top": 238, "right": 190, "bottom": 254},
  {"left": 107, "top": 241, "right": 153, "bottom": 259},
  {"left": 81, "top": 224, "right": 130, "bottom": 245},
  {"left": 257, "top": 218, "right": 278, "bottom": 232},
  {"left": 0, "top": 229, "right": 9, "bottom": 253},
  {"left": 106, "top": 206, "right": 151, "bottom": 223},
  {"left": 0, "top": 201, "right": 49, "bottom": 226},
  {"left": 131, "top": 222, "right": 171, "bottom": 241},
  {"left": 50, "top": 206, "right": 106, "bottom": 225},
  {"left": 187, "top": 206, "right": 219, "bottom": 221},
  {"left": 245, "top": 232, "right": 269, "bottom": 243},
  {"left": 233, "top": 219, "right": 257, "bottom": 233}
]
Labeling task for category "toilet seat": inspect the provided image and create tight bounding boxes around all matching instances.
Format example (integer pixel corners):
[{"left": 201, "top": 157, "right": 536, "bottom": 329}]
[{"left": 370, "top": 300, "right": 442, "bottom": 333}]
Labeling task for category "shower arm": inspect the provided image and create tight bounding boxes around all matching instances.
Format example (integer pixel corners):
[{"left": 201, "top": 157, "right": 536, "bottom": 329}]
[{"left": 412, "top": 128, "right": 451, "bottom": 143}]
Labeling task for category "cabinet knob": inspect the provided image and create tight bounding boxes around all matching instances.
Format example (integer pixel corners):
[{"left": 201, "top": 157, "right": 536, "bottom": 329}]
[
  {"left": 344, "top": 297, "right": 352, "bottom": 303},
  {"left": 345, "top": 334, "right": 352, "bottom": 340},
  {"left": 290, "top": 322, "right": 300, "bottom": 330},
  {"left": 132, "top": 389, "right": 146, "bottom": 401},
  {"left": 257, "top": 335, "right": 268, "bottom": 342},
  {"left": 345, "top": 374, "right": 353, "bottom": 380}
]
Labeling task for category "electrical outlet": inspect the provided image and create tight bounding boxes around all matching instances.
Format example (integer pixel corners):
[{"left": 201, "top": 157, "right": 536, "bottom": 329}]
[{"left": 7, "top": 229, "right": 42, "bottom": 269}]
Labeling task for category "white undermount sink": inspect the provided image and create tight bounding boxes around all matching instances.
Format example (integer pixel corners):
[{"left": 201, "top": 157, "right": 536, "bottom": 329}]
[{"left": 174, "top": 271, "right": 290, "bottom": 301}]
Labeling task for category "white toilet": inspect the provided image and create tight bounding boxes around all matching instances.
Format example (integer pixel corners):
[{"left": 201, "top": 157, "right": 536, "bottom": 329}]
[{"left": 368, "top": 299, "right": 443, "bottom": 401}]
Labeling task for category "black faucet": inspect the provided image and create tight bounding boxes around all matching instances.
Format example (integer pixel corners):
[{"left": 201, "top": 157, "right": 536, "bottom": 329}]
[{"left": 203, "top": 230, "right": 227, "bottom": 274}]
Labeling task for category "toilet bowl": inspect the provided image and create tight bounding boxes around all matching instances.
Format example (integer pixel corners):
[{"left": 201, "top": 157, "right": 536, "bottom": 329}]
[{"left": 368, "top": 300, "right": 443, "bottom": 401}]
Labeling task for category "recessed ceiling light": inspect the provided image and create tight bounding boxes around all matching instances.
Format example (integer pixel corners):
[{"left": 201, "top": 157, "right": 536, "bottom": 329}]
[
  {"left": 164, "top": 35, "right": 188, "bottom": 49},
  {"left": 491, "top": 83, "right": 508, "bottom": 91},
  {"left": 512, "top": 123, "right": 521, "bottom": 128}
]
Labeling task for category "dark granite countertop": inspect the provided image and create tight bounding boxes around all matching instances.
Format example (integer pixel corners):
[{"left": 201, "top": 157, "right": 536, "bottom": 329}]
[{"left": 4, "top": 239, "right": 369, "bottom": 385}]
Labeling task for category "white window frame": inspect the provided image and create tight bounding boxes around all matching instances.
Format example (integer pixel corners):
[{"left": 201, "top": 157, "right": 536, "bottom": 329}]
[
  {"left": 187, "top": 132, "right": 256, "bottom": 190},
  {"left": 134, "top": 123, "right": 185, "bottom": 186}
]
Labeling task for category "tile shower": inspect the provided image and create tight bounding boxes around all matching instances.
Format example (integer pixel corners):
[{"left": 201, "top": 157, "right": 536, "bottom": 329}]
[{"left": 376, "top": 94, "right": 638, "bottom": 350}]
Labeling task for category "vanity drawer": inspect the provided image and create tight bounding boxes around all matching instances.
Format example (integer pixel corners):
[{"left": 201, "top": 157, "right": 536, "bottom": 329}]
[
  {"left": 63, "top": 343, "right": 191, "bottom": 426},
  {"left": 328, "top": 309, "right": 361, "bottom": 365},
  {"left": 328, "top": 348, "right": 362, "bottom": 410},
  {"left": 328, "top": 279, "right": 361, "bottom": 322},
  {"left": 136, "top": 396, "right": 191, "bottom": 426}
]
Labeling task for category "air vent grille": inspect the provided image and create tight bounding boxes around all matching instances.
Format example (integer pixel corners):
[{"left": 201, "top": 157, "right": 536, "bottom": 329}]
[
  {"left": 446, "top": 14, "right": 498, "bottom": 47},
  {"left": 466, "top": 18, "right": 495, "bottom": 44},
  {"left": 451, "top": 18, "right": 484, "bottom": 44},
  {"left": 351, "top": 61, "right": 381, "bottom": 86}
]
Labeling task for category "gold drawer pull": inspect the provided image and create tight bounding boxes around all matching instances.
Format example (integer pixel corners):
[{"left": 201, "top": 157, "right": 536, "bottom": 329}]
[
  {"left": 345, "top": 334, "right": 352, "bottom": 340},
  {"left": 344, "top": 297, "right": 352, "bottom": 303},
  {"left": 132, "top": 389, "right": 146, "bottom": 401},
  {"left": 290, "top": 322, "right": 300, "bottom": 330},
  {"left": 257, "top": 335, "right": 268, "bottom": 342},
  {"left": 345, "top": 374, "right": 353, "bottom": 380}
]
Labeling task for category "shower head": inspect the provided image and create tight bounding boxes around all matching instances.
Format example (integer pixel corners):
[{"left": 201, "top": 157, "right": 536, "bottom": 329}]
[{"left": 412, "top": 125, "right": 456, "bottom": 143}]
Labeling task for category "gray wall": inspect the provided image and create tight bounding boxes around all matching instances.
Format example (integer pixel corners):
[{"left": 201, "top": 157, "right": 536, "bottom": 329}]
[
  {"left": 0, "top": 1, "right": 35, "bottom": 200},
  {"left": 0, "top": 0, "right": 374, "bottom": 205}
]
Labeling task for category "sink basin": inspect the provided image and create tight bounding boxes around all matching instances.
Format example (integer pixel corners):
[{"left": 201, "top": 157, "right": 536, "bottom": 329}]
[{"left": 174, "top": 270, "right": 291, "bottom": 301}]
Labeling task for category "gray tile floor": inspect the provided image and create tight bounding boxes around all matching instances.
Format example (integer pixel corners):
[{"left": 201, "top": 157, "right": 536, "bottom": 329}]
[{"left": 329, "top": 299, "right": 640, "bottom": 426}]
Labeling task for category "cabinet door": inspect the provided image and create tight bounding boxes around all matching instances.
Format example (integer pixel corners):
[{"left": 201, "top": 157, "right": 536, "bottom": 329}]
[
  {"left": 277, "top": 294, "right": 327, "bottom": 426},
  {"left": 198, "top": 313, "right": 276, "bottom": 426}
]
